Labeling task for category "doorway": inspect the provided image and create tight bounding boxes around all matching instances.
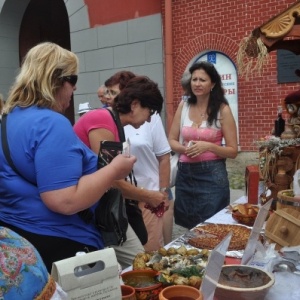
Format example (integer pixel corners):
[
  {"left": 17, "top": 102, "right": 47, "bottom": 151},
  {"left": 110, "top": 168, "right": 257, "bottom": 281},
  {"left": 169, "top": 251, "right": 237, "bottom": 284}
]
[{"left": 19, "top": 0, "right": 74, "bottom": 124}]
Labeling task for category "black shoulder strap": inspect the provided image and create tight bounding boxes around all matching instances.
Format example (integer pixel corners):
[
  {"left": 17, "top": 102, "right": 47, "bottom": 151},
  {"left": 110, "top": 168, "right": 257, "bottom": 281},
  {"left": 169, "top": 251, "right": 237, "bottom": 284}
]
[
  {"left": 105, "top": 108, "right": 125, "bottom": 142},
  {"left": 1, "top": 114, "right": 36, "bottom": 185},
  {"left": 105, "top": 109, "right": 137, "bottom": 186},
  {"left": 1, "top": 114, "right": 22, "bottom": 176}
]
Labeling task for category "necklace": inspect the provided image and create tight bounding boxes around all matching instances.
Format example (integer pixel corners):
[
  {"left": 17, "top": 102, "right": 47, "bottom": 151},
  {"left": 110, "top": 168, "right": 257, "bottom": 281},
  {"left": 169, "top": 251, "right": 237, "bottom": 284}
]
[
  {"left": 192, "top": 122, "right": 202, "bottom": 128},
  {"left": 191, "top": 105, "right": 207, "bottom": 127},
  {"left": 196, "top": 106, "right": 207, "bottom": 118}
]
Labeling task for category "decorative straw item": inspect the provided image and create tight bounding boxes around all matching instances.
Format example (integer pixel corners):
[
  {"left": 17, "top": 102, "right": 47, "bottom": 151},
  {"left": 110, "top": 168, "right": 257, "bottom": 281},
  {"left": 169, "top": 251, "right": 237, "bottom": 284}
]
[{"left": 236, "top": 32, "right": 269, "bottom": 79}]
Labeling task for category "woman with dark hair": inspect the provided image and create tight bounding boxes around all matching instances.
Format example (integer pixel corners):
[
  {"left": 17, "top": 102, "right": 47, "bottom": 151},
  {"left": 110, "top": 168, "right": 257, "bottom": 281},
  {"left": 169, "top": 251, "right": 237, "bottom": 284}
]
[
  {"left": 104, "top": 71, "right": 136, "bottom": 107},
  {"left": 74, "top": 73, "right": 167, "bottom": 268},
  {"left": 107, "top": 71, "right": 173, "bottom": 251},
  {"left": 169, "top": 61, "right": 238, "bottom": 229}
]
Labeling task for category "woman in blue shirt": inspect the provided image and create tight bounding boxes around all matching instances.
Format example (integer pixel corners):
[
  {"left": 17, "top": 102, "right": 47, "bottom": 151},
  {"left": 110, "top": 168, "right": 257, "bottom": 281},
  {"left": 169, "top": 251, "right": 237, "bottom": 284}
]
[{"left": 0, "top": 42, "right": 136, "bottom": 272}]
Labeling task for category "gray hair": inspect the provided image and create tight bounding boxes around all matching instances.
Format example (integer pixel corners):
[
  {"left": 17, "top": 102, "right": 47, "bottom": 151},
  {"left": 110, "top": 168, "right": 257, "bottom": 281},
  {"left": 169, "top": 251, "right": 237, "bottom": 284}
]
[{"left": 180, "top": 71, "right": 191, "bottom": 91}]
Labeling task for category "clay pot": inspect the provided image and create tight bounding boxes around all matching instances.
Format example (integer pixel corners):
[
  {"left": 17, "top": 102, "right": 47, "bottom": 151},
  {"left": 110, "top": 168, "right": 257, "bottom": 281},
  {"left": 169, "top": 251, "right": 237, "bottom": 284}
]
[
  {"left": 274, "top": 163, "right": 293, "bottom": 192},
  {"left": 159, "top": 285, "right": 203, "bottom": 300},
  {"left": 121, "top": 270, "right": 162, "bottom": 300},
  {"left": 121, "top": 285, "right": 137, "bottom": 300}
]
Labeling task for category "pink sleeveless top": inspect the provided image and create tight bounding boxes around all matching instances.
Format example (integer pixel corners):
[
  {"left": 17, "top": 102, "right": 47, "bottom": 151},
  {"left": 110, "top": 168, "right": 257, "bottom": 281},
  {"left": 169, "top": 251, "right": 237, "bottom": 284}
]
[{"left": 180, "top": 105, "right": 223, "bottom": 163}]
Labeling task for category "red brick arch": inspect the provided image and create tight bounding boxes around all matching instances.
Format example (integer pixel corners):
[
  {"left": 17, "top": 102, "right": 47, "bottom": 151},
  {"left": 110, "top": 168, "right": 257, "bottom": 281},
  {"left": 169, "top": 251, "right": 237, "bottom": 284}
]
[{"left": 173, "top": 33, "right": 239, "bottom": 108}]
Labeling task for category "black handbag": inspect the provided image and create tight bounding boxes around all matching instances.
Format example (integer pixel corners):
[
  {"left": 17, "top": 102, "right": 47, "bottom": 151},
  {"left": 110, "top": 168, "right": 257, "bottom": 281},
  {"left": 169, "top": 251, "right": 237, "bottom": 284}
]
[
  {"left": 94, "top": 140, "right": 128, "bottom": 246},
  {"left": 94, "top": 186, "right": 128, "bottom": 247},
  {"left": 106, "top": 109, "right": 148, "bottom": 245}
]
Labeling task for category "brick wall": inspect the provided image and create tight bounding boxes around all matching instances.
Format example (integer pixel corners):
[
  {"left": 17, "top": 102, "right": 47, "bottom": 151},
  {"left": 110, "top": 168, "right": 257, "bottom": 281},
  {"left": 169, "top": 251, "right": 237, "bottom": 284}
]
[{"left": 162, "top": 0, "right": 298, "bottom": 151}]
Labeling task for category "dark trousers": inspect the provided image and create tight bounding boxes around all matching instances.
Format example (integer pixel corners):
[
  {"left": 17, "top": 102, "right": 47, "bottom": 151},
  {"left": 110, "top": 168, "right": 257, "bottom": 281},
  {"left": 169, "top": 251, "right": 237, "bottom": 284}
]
[{"left": 0, "top": 221, "right": 97, "bottom": 273}]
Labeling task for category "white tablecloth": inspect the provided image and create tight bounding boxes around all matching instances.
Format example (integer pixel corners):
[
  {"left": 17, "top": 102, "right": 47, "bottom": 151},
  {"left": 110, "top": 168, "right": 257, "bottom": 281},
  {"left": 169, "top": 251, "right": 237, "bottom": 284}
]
[{"left": 204, "top": 196, "right": 247, "bottom": 225}]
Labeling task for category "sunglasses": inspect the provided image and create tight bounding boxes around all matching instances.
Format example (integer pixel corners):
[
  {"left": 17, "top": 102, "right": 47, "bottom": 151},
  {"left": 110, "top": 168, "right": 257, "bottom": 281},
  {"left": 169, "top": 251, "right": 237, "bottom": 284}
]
[
  {"left": 105, "top": 89, "right": 119, "bottom": 97},
  {"left": 62, "top": 75, "right": 78, "bottom": 86}
]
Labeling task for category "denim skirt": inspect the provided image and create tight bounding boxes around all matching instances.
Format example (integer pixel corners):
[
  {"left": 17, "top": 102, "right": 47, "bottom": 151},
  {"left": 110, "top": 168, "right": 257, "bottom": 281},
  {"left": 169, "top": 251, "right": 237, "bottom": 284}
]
[{"left": 174, "top": 159, "right": 230, "bottom": 229}]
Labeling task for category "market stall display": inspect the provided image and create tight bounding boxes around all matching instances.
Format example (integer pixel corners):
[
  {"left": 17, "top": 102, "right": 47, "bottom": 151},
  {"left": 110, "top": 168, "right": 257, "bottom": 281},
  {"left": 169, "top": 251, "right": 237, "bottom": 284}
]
[
  {"left": 237, "top": 0, "right": 300, "bottom": 214},
  {"left": 121, "top": 195, "right": 300, "bottom": 300}
]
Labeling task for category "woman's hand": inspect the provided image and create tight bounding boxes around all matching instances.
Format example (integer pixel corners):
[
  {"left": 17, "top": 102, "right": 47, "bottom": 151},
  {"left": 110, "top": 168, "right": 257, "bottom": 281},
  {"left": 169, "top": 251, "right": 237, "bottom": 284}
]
[
  {"left": 144, "top": 190, "right": 169, "bottom": 208},
  {"left": 109, "top": 154, "right": 137, "bottom": 180},
  {"left": 185, "top": 140, "right": 209, "bottom": 158}
]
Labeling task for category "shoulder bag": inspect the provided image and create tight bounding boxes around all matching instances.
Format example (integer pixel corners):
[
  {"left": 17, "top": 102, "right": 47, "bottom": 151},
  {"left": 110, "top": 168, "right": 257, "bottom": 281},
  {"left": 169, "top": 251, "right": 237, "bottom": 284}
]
[
  {"left": 170, "top": 101, "right": 189, "bottom": 187},
  {"left": 95, "top": 140, "right": 128, "bottom": 246},
  {"left": 107, "top": 109, "right": 148, "bottom": 245}
]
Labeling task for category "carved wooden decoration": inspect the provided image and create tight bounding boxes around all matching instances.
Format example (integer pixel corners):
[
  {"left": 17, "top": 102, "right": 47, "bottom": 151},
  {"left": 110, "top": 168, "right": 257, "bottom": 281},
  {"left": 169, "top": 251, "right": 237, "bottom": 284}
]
[
  {"left": 260, "top": 2, "right": 300, "bottom": 39},
  {"left": 237, "top": 1, "right": 300, "bottom": 76}
]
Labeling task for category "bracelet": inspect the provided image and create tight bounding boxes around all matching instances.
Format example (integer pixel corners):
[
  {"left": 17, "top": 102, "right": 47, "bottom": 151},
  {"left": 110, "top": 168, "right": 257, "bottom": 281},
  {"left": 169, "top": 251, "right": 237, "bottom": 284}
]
[{"left": 160, "top": 187, "right": 170, "bottom": 193}]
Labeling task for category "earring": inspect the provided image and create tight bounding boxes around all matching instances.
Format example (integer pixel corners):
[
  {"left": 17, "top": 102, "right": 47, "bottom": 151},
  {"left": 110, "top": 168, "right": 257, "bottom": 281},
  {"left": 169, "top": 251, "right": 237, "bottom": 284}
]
[{"left": 211, "top": 87, "right": 213, "bottom": 92}]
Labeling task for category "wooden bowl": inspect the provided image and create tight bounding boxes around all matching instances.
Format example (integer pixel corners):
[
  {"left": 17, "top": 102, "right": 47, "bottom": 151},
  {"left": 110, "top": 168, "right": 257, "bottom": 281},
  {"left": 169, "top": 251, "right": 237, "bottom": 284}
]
[
  {"left": 121, "top": 270, "right": 162, "bottom": 300},
  {"left": 214, "top": 265, "right": 275, "bottom": 300}
]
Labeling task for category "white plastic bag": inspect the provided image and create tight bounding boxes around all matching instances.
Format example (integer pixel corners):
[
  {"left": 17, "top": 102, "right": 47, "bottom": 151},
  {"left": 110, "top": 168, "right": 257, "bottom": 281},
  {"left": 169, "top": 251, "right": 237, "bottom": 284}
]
[
  {"left": 169, "top": 100, "right": 188, "bottom": 187},
  {"left": 170, "top": 153, "right": 179, "bottom": 187},
  {"left": 293, "top": 169, "right": 300, "bottom": 196}
]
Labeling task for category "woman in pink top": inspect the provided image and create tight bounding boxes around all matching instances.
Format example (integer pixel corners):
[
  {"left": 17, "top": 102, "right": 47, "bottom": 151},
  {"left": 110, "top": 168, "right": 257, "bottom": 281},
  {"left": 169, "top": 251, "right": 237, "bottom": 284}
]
[
  {"left": 169, "top": 61, "right": 238, "bottom": 229},
  {"left": 74, "top": 74, "right": 167, "bottom": 269}
]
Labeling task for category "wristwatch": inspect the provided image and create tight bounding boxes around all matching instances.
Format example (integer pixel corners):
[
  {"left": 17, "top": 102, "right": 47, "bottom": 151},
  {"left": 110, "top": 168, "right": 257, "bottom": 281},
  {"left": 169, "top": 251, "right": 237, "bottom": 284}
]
[{"left": 160, "top": 187, "right": 170, "bottom": 193}]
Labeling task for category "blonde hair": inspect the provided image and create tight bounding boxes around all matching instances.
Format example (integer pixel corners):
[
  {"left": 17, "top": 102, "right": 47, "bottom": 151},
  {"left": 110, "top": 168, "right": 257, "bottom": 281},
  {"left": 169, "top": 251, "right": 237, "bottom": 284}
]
[{"left": 4, "top": 42, "right": 78, "bottom": 114}]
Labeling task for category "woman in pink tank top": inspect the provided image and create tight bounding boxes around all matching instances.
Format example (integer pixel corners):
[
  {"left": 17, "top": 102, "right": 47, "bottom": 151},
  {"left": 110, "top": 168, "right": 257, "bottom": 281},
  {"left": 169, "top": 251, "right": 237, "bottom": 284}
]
[{"left": 169, "top": 61, "right": 238, "bottom": 229}]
